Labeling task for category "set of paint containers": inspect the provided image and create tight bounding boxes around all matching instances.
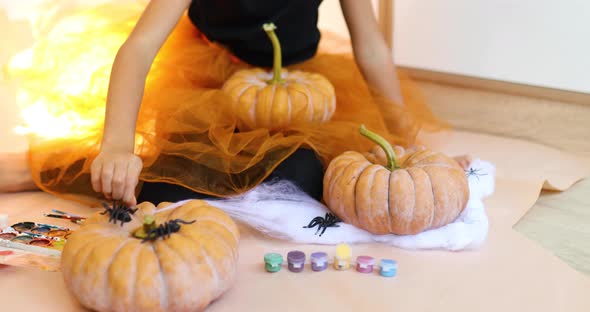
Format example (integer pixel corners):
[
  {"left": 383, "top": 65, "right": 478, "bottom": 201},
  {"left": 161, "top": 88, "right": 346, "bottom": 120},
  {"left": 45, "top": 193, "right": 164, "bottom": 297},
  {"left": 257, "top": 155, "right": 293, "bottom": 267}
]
[{"left": 264, "top": 243, "right": 397, "bottom": 277}]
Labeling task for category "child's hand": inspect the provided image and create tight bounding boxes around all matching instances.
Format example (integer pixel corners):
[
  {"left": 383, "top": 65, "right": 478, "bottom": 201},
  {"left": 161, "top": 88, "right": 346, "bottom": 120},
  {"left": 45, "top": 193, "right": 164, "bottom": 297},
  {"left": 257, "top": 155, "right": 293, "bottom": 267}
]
[{"left": 90, "top": 149, "right": 143, "bottom": 207}]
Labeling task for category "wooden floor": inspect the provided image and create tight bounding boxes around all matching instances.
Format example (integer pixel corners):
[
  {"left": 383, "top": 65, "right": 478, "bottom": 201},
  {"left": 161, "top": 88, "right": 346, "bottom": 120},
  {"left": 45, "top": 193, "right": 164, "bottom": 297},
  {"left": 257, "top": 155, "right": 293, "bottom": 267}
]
[
  {"left": 415, "top": 78, "right": 590, "bottom": 276},
  {"left": 515, "top": 178, "right": 590, "bottom": 275}
]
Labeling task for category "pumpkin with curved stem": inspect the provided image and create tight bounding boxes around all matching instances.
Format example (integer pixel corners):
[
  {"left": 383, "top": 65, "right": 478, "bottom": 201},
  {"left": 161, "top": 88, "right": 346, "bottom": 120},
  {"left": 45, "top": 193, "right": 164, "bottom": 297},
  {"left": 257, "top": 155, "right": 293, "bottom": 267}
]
[
  {"left": 61, "top": 200, "right": 240, "bottom": 312},
  {"left": 323, "top": 125, "right": 469, "bottom": 235},
  {"left": 222, "top": 22, "right": 336, "bottom": 132}
]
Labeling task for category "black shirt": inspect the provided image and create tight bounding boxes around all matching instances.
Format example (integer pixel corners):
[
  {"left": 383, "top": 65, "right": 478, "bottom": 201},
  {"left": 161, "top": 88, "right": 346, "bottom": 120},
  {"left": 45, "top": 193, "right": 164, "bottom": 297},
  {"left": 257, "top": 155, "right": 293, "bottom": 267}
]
[{"left": 188, "top": 0, "right": 322, "bottom": 67}]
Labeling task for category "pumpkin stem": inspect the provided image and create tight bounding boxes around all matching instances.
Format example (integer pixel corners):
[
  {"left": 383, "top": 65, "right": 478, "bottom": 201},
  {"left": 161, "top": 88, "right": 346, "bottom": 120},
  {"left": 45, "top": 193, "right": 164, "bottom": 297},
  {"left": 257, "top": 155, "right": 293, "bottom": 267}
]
[
  {"left": 263, "top": 23, "right": 285, "bottom": 84},
  {"left": 359, "top": 124, "right": 399, "bottom": 170},
  {"left": 133, "top": 215, "right": 157, "bottom": 239}
]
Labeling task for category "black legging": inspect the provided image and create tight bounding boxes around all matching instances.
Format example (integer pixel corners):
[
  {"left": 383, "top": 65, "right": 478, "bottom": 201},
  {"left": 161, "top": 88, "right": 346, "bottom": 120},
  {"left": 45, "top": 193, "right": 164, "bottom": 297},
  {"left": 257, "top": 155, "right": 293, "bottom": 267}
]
[{"left": 137, "top": 148, "right": 324, "bottom": 205}]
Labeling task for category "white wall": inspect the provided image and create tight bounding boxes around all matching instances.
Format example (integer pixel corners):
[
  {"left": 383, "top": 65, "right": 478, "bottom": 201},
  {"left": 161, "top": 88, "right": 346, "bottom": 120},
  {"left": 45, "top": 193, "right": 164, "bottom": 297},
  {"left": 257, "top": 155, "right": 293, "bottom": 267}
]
[
  {"left": 394, "top": 0, "right": 590, "bottom": 94},
  {"left": 319, "top": 0, "right": 590, "bottom": 94}
]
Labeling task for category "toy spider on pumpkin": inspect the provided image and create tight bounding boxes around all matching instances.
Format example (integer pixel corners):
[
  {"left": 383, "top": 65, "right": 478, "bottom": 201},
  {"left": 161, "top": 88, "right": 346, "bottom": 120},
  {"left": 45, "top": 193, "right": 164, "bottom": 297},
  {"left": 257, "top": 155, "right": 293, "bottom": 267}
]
[
  {"left": 465, "top": 168, "right": 487, "bottom": 181},
  {"left": 140, "top": 219, "right": 196, "bottom": 243},
  {"left": 100, "top": 201, "right": 138, "bottom": 226}
]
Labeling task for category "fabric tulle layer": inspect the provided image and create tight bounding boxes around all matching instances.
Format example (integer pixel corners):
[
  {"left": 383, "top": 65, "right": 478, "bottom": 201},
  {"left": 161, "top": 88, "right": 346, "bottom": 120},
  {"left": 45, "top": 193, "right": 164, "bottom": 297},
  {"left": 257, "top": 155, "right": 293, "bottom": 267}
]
[{"left": 6, "top": 3, "right": 448, "bottom": 205}]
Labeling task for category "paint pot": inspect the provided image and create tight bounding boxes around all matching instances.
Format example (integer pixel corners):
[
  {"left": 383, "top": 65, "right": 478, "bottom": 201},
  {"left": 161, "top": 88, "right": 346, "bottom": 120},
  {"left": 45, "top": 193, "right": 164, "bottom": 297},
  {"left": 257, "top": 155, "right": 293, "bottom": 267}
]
[
  {"left": 264, "top": 253, "right": 283, "bottom": 273},
  {"left": 49, "top": 240, "right": 66, "bottom": 251},
  {"left": 29, "top": 238, "right": 52, "bottom": 247},
  {"left": 11, "top": 235, "right": 34, "bottom": 244},
  {"left": 287, "top": 251, "right": 306, "bottom": 273},
  {"left": 379, "top": 259, "right": 398, "bottom": 277},
  {"left": 310, "top": 252, "right": 328, "bottom": 272},
  {"left": 0, "top": 232, "right": 17, "bottom": 240},
  {"left": 30, "top": 225, "right": 52, "bottom": 234},
  {"left": 12, "top": 222, "right": 35, "bottom": 232},
  {"left": 47, "top": 229, "right": 68, "bottom": 238},
  {"left": 334, "top": 243, "right": 351, "bottom": 270},
  {"left": 356, "top": 256, "right": 375, "bottom": 273}
]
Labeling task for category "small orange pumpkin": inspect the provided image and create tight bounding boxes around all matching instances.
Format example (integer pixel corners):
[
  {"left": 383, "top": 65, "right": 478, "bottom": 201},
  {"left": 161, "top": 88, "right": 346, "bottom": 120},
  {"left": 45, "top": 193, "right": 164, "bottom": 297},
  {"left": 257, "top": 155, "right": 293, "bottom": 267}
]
[
  {"left": 323, "top": 125, "right": 469, "bottom": 235},
  {"left": 222, "top": 23, "right": 336, "bottom": 132},
  {"left": 61, "top": 200, "right": 240, "bottom": 312}
]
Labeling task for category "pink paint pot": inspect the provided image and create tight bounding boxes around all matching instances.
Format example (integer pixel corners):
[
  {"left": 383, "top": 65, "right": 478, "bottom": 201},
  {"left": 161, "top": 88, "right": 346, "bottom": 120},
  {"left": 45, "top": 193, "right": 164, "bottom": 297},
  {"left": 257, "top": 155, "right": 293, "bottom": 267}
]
[{"left": 356, "top": 256, "right": 375, "bottom": 273}]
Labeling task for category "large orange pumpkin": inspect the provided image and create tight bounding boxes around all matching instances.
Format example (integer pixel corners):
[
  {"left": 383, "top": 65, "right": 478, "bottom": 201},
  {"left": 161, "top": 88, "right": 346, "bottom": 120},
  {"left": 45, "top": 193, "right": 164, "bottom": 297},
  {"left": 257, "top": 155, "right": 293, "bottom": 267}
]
[
  {"left": 61, "top": 200, "right": 240, "bottom": 312},
  {"left": 222, "top": 23, "right": 336, "bottom": 132},
  {"left": 323, "top": 125, "right": 469, "bottom": 235}
]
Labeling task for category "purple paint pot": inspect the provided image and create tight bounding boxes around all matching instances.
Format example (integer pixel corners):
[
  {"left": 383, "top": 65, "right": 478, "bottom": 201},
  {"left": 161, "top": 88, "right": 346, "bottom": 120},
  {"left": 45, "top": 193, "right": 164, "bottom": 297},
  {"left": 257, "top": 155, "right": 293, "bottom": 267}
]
[
  {"left": 287, "top": 251, "right": 306, "bottom": 273},
  {"left": 310, "top": 252, "right": 328, "bottom": 272},
  {"left": 356, "top": 256, "right": 375, "bottom": 273}
]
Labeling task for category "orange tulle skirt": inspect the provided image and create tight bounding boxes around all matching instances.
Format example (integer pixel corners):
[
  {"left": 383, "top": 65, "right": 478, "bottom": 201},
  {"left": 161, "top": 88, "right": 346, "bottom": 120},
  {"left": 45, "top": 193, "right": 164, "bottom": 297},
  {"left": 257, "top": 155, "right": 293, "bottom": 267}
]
[{"left": 7, "top": 3, "right": 447, "bottom": 205}]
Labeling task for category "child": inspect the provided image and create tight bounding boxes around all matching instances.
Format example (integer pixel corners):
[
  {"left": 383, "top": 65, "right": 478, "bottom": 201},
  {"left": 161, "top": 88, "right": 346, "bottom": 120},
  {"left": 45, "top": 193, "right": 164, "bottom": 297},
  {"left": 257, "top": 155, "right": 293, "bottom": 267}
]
[{"left": 1, "top": 0, "right": 469, "bottom": 206}]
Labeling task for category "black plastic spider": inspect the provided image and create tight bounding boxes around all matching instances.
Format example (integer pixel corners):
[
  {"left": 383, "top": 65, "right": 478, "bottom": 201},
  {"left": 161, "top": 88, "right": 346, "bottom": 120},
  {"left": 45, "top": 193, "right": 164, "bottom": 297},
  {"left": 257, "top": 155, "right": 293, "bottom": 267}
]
[
  {"left": 465, "top": 168, "right": 487, "bottom": 181},
  {"left": 100, "top": 201, "right": 138, "bottom": 226},
  {"left": 303, "top": 213, "right": 341, "bottom": 237},
  {"left": 142, "top": 219, "right": 196, "bottom": 242}
]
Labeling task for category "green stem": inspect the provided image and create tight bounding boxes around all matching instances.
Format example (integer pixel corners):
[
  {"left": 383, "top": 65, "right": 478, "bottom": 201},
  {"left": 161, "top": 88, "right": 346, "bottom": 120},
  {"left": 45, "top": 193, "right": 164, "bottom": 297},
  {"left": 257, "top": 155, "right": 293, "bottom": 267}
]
[
  {"left": 133, "top": 215, "right": 157, "bottom": 239},
  {"left": 263, "top": 23, "right": 285, "bottom": 84},
  {"left": 359, "top": 124, "right": 399, "bottom": 170}
]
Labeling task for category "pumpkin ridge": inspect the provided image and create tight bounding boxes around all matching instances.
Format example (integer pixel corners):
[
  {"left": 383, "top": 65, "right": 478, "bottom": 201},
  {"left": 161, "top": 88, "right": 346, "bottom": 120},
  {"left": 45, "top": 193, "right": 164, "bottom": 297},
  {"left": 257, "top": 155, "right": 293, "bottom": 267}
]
[
  {"left": 325, "top": 158, "right": 354, "bottom": 216},
  {"left": 348, "top": 161, "right": 372, "bottom": 227},
  {"left": 326, "top": 160, "right": 351, "bottom": 221},
  {"left": 357, "top": 164, "right": 383, "bottom": 231},
  {"left": 150, "top": 244, "right": 170, "bottom": 311},
  {"left": 288, "top": 86, "right": 309, "bottom": 122},
  {"left": 296, "top": 79, "right": 327, "bottom": 121},
  {"left": 421, "top": 167, "right": 436, "bottom": 231},
  {"left": 286, "top": 92, "right": 292, "bottom": 123},
  {"left": 176, "top": 231, "right": 221, "bottom": 298},
  {"left": 403, "top": 150, "right": 432, "bottom": 166},
  {"left": 182, "top": 214, "right": 238, "bottom": 249},
  {"left": 267, "top": 83, "right": 277, "bottom": 128},
  {"left": 408, "top": 169, "right": 418, "bottom": 234},
  {"left": 103, "top": 240, "right": 134, "bottom": 311},
  {"left": 385, "top": 169, "right": 393, "bottom": 233},
  {"left": 154, "top": 237, "right": 197, "bottom": 310},
  {"left": 125, "top": 242, "right": 143, "bottom": 312},
  {"left": 414, "top": 163, "right": 458, "bottom": 170},
  {"left": 232, "top": 83, "right": 252, "bottom": 109},
  {"left": 183, "top": 218, "right": 239, "bottom": 257},
  {"left": 365, "top": 164, "right": 391, "bottom": 229},
  {"left": 68, "top": 232, "right": 114, "bottom": 294},
  {"left": 62, "top": 233, "right": 106, "bottom": 292},
  {"left": 332, "top": 159, "right": 367, "bottom": 223},
  {"left": 242, "top": 86, "right": 258, "bottom": 129},
  {"left": 300, "top": 82, "right": 315, "bottom": 121},
  {"left": 74, "top": 234, "right": 124, "bottom": 308},
  {"left": 351, "top": 163, "right": 373, "bottom": 228}
]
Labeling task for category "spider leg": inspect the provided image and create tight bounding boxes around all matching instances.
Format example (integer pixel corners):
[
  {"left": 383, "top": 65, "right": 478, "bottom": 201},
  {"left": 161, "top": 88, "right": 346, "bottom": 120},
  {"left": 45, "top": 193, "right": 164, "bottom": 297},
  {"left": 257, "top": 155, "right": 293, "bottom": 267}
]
[
  {"left": 319, "top": 225, "right": 328, "bottom": 236},
  {"left": 172, "top": 219, "right": 196, "bottom": 225},
  {"left": 315, "top": 224, "right": 324, "bottom": 235},
  {"left": 303, "top": 217, "right": 323, "bottom": 229},
  {"left": 166, "top": 223, "right": 173, "bottom": 239}
]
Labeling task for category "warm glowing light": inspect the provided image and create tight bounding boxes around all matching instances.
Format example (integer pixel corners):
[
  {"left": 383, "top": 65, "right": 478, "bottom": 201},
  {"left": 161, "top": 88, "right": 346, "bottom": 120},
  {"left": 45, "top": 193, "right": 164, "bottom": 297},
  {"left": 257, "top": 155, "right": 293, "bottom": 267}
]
[{"left": 5, "top": 3, "right": 145, "bottom": 141}]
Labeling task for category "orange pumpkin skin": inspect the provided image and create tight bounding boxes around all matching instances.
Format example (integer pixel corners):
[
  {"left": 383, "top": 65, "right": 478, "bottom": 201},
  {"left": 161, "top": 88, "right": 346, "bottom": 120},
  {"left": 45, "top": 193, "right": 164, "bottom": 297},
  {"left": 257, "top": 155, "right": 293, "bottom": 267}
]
[
  {"left": 323, "top": 128, "right": 469, "bottom": 235},
  {"left": 61, "top": 200, "right": 240, "bottom": 312},
  {"left": 222, "top": 68, "right": 336, "bottom": 132},
  {"left": 222, "top": 23, "right": 336, "bottom": 132}
]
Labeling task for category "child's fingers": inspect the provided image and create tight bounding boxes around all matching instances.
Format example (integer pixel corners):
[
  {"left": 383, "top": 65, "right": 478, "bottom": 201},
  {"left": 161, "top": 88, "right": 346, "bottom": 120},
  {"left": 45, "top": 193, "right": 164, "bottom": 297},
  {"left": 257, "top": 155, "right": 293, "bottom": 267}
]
[
  {"left": 90, "top": 160, "right": 103, "bottom": 193},
  {"left": 111, "top": 162, "right": 128, "bottom": 200},
  {"left": 101, "top": 162, "right": 115, "bottom": 198},
  {"left": 122, "top": 158, "right": 142, "bottom": 207}
]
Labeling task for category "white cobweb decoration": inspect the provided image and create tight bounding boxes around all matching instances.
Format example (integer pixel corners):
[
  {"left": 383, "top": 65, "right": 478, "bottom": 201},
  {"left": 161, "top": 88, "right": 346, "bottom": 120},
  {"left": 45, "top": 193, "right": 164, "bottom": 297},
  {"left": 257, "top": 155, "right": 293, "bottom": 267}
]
[{"left": 163, "top": 159, "right": 495, "bottom": 251}]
